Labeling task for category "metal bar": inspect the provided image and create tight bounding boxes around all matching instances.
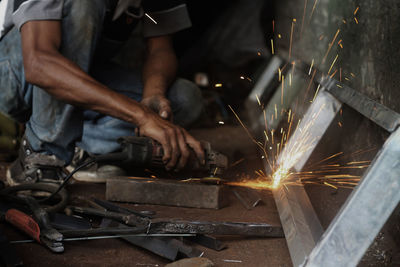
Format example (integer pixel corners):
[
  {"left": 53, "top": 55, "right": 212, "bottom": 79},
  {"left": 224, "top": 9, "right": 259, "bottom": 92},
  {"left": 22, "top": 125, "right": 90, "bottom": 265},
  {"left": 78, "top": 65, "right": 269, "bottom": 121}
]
[
  {"left": 304, "top": 127, "right": 400, "bottom": 267},
  {"left": 321, "top": 77, "right": 400, "bottom": 132},
  {"left": 11, "top": 234, "right": 196, "bottom": 244},
  {"left": 106, "top": 177, "right": 229, "bottom": 209},
  {"left": 273, "top": 186, "right": 324, "bottom": 267},
  {"left": 148, "top": 220, "right": 284, "bottom": 237},
  {"left": 281, "top": 89, "right": 342, "bottom": 172},
  {"left": 271, "top": 88, "right": 341, "bottom": 266}
]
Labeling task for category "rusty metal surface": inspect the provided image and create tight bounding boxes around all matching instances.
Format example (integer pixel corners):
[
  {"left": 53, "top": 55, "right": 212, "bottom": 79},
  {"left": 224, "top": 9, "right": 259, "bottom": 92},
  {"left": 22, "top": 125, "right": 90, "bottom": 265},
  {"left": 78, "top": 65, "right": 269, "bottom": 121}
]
[{"left": 106, "top": 177, "right": 229, "bottom": 209}]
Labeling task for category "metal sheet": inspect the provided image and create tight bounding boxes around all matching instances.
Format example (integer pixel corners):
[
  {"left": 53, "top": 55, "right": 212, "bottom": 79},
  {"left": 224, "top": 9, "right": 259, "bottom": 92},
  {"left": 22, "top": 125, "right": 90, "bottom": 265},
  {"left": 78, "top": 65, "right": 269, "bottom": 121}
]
[{"left": 304, "top": 127, "right": 400, "bottom": 267}]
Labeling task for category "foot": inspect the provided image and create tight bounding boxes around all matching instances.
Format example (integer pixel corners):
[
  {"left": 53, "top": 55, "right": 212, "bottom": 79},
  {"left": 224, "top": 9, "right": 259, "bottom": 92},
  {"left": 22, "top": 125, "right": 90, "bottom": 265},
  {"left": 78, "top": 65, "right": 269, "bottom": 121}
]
[
  {"left": 6, "top": 136, "right": 67, "bottom": 186},
  {"left": 66, "top": 147, "right": 126, "bottom": 183}
]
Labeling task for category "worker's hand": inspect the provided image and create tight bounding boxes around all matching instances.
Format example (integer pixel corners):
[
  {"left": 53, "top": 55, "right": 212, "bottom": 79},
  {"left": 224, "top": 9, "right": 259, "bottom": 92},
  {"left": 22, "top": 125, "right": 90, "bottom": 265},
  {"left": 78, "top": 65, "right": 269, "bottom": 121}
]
[
  {"left": 138, "top": 107, "right": 205, "bottom": 171},
  {"left": 141, "top": 95, "right": 173, "bottom": 121}
]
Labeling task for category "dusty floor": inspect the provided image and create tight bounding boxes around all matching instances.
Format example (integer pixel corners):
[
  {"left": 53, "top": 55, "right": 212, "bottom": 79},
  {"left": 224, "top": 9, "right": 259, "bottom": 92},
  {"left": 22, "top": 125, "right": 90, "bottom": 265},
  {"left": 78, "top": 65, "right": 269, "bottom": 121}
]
[{"left": 0, "top": 125, "right": 293, "bottom": 267}]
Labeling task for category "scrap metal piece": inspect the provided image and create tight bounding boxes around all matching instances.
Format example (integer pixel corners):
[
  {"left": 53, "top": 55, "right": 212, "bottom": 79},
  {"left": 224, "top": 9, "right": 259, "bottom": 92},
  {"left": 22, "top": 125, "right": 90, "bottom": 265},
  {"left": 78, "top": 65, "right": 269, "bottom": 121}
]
[
  {"left": 148, "top": 220, "right": 284, "bottom": 237},
  {"left": 93, "top": 198, "right": 155, "bottom": 218},
  {"left": 187, "top": 235, "right": 227, "bottom": 251},
  {"left": 304, "top": 127, "right": 400, "bottom": 267},
  {"left": 106, "top": 177, "right": 229, "bottom": 209},
  {"left": 232, "top": 187, "right": 262, "bottom": 210},
  {"left": 122, "top": 236, "right": 180, "bottom": 261}
]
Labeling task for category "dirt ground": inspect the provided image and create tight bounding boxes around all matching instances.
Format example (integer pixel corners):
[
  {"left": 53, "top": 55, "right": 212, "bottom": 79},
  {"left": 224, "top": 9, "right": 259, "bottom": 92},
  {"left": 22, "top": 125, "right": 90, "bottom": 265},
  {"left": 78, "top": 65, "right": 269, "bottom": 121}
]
[{"left": 0, "top": 125, "right": 293, "bottom": 267}]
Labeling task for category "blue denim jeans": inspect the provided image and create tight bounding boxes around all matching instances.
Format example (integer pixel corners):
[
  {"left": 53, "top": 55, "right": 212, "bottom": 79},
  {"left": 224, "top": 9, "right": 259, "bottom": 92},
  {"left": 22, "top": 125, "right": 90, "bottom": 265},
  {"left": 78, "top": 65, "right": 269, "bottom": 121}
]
[{"left": 0, "top": 0, "right": 203, "bottom": 163}]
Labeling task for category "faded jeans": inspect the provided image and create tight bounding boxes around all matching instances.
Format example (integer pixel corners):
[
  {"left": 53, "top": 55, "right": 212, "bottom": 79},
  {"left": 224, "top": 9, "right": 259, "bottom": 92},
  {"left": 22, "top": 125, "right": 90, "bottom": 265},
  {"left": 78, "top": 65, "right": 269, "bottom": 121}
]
[{"left": 0, "top": 0, "right": 203, "bottom": 163}]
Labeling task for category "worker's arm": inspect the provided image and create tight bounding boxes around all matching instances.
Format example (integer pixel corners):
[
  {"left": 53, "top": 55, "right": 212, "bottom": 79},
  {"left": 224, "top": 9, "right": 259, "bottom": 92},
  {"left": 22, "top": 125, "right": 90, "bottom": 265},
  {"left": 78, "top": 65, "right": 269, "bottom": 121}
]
[
  {"left": 141, "top": 35, "right": 176, "bottom": 121},
  {"left": 20, "top": 20, "right": 204, "bottom": 170}
]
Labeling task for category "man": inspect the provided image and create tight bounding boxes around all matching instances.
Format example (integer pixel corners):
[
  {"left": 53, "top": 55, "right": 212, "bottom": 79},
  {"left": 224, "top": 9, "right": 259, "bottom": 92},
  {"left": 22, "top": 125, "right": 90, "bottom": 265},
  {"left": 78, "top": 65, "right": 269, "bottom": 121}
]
[{"left": 0, "top": 0, "right": 205, "bottom": 185}]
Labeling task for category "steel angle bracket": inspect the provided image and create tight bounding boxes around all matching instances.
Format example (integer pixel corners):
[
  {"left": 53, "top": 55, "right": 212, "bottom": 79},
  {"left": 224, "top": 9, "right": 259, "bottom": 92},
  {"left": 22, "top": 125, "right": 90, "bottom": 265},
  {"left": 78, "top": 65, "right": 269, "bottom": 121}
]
[
  {"left": 304, "top": 126, "right": 400, "bottom": 267},
  {"left": 272, "top": 86, "right": 342, "bottom": 267},
  {"left": 301, "top": 78, "right": 400, "bottom": 267}
]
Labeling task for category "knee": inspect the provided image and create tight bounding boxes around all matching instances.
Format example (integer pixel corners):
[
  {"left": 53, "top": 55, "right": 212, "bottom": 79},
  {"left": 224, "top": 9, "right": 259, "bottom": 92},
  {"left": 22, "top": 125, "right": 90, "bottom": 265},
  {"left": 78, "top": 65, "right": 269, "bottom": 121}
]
[{"left": 169, "top": 78, "right": 204, "bottom": 127}]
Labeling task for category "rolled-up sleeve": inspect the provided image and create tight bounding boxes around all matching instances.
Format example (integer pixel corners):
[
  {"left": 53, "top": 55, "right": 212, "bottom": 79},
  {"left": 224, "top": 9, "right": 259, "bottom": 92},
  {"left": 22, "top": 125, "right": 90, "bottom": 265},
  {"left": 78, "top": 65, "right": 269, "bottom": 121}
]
[
  {"left": 142, "top": 0, "right": 191, "bottom": 38},
  {"left": 12, "top": 0, "right": 64, "bottom": 31}
]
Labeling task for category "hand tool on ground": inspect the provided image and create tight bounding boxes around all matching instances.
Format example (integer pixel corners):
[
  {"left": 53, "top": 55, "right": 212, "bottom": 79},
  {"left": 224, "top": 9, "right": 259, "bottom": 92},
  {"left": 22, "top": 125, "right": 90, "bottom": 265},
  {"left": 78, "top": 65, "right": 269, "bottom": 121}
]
[
  {"left": 0, "top": 228, "right": 23, "bottom": 267},
  {"left": 99, "top": 217, "right": 203, "bottom": 261},
  {"left": 90, "top": 201, "right": 217, "bottom": 259},
  {"left": 0, "top": 188, "right": 65, "bottom": 253},
  {"left": 92, "top": 198, "right": 155, "bottom": 218},
  {"left": 2, "top": 195, "right": 64, "bottom": 253},
  {"left": 84, "top": 201, "right": 226, "bottom": 253},
  {"left": 68, "top": 206, "right": 284, "bottom": 237}
]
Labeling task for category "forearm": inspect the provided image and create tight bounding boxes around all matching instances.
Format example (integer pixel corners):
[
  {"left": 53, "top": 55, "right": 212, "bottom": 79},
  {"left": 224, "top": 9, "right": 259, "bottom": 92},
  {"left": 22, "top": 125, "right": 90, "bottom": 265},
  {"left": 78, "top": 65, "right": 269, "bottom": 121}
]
[
  {"left": 26, "top": 51, "right": 146, "bottom": 126},
  {"left": 142, "top": 36, "right": 177, "bottom": 98}
]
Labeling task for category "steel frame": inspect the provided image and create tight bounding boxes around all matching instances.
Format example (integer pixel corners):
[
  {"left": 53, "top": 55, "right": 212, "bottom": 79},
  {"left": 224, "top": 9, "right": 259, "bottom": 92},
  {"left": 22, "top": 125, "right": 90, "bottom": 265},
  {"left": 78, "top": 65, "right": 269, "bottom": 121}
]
[{"left": 249, "top": 57, "right": 400, "bottom": 267}]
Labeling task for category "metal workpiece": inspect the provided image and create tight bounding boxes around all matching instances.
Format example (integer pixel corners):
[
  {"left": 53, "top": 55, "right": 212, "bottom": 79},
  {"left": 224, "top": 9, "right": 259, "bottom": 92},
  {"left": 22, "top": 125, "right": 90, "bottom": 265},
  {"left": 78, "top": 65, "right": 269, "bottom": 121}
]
[
  {"left": 122, "top": 236, "right": 203, "bottom": 261},
  {"left": 304, "top": 127, "right": 400, "bottom": 267},
  {"left": 148, "top": 220, "right": 284, "bottom": 237},
  {"left": 232, "top": 187, "right": 262, "bottom": 210},
  {"left": 321, "top": 78, "right": 400, "bottom": 133},
  {"left": 280, "top": 89, "right": 342, "bottom": 172},
  {"left": 268, "top": 86, "right": 341, "bottom": 266},
  {"left": 246, "top": 56, "right": 283, "bottom": 133},
  {"left": 106, "top": 177, "right": 229, "bottom": 209},
  {"left": 273, "top": 185, "right": 323, "bottom": 267}
]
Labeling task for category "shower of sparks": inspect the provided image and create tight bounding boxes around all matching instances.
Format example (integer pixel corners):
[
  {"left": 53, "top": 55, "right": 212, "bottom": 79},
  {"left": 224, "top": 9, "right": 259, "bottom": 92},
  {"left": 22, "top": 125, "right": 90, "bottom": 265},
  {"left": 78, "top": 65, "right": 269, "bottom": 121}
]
[
  {"left": 300, "top": 0, "right": 308, "bottom": 37},
  {"left": 308, "top": 59, "right": 315, "bottom": 75},
  {"left": 309, "top": 0, "right": 319, "bottom": 22},
  {"left": 145, "top": 13, "right": 157, "bottom": 24},
  {"left": 225, "top": 5, "right": 373, "bottom": 192},
  {"left": 323, "top": 29, "right": 340, "bottom": 63},
  {"left": 271, "top": 39, "right": 275, "bottom": 54},
  {"left": 328, "top": 55, "right": 339, "bottom": 74},
  {"left": 312, "top": 84, "right": 321, "bottom": 102},
  {"left": 289, "top": 19, "right": 296, "bottom": 60}
]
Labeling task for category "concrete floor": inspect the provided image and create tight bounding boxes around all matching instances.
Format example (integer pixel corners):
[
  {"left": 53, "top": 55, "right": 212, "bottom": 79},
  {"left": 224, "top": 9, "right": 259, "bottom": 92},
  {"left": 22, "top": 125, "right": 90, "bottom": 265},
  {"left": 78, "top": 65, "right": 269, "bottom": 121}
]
[{"left": 0, "top": 125, "right": 293, "bottom": 267}]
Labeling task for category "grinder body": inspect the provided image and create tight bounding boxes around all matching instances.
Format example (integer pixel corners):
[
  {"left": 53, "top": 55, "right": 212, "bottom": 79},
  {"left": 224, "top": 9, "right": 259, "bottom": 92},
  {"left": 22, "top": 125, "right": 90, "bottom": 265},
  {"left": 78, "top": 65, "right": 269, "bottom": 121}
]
[{"left": 115, "top": 136, "right": 228, "bottom": 176}]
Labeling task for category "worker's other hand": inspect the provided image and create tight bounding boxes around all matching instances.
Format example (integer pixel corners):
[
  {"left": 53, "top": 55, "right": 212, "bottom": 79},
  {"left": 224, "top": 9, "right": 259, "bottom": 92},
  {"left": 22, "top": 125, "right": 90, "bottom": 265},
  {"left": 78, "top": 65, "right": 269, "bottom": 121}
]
[
  {"left": 138, "top": 107, "right": 205, "bottom": 171},
  {"left": 141, "top": 95, "right": 173, "bottom": 121}
]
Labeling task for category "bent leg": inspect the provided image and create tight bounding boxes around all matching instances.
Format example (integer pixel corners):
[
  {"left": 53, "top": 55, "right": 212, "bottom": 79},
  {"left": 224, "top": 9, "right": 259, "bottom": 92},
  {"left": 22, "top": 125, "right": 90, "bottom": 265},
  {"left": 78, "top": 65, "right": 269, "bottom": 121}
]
[
  {"left": 0, "top": 27, "right": 30, "bottom": 123},
  {"left": 24, "top": 0, "right": 107, "bottom": 163}
]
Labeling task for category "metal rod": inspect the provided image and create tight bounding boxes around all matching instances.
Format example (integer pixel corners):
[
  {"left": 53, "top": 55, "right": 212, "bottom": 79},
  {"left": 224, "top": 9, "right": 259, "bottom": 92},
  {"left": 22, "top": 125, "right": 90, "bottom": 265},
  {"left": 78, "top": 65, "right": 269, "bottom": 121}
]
[{"left": 10, "top": 234, "right": 196, "bottom": 244}]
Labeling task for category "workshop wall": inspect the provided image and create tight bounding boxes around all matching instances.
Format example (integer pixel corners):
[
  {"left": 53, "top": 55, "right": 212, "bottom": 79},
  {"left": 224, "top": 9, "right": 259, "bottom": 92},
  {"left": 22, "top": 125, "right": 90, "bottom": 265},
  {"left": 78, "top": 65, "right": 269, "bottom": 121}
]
[{"left": 272, "top": 0, "right": 400, "bottom": 265}]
